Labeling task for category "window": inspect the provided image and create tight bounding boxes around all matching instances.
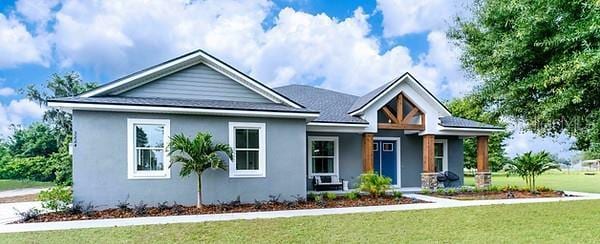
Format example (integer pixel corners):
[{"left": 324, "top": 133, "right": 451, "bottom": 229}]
[
  {"left": 229, "top": 122, "right": 266, "bottom": 177},
  {"left": 383, "top": 143, "right": 394, "bottom": 151},
  {"left": 434, "top": 139, "right": 448, "bottom": 172},
  {"left": 127, "top": 119, "right": 170, "bottom": 179},
  {"left": 373, "top": 143, "right": 378, "bottom": 151},
  {"left": 308, "top": 136, "right": 339, "bottom": 178}
]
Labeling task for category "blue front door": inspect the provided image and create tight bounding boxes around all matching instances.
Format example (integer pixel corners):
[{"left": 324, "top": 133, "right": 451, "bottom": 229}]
[{"left": 373, "top": 140, "right": 398, "bottom": 185}]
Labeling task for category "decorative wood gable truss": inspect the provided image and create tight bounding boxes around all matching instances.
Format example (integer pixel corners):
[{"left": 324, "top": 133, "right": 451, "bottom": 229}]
[{"left": 377, "top": 92, "right": 425, "bottom": 130}]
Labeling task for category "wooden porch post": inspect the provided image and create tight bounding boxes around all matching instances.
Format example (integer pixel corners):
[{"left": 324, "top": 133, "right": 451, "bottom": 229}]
[
  {"left": 475, "top": 136, "right": 491, "bottom": 188},
  {"left": 362, "top": 133, "right": 374, "bottom": 172},
  {"left": 421, "top": 134, "right": 437, "bottom": 189}
]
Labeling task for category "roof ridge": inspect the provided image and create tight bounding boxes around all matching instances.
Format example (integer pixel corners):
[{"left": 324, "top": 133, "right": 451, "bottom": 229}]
[{"left": 275, "top": 84, "right": 358, "bottom": 98}]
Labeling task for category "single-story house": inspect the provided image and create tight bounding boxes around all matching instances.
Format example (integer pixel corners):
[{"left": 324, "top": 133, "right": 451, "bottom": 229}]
[{"left": 49, "top": 49, "right": 503, "bottom": 207}]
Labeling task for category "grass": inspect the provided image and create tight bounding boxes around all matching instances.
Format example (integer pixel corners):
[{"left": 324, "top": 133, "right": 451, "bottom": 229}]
[
  {"left": 464, "top": 171, "right": 600, "bottom": 193},
  {"left": 0, "top": 179, "right": 54, "bottom": 191},
  {"left": 1, "top": 200, "right": 600, "bottom": 243}
]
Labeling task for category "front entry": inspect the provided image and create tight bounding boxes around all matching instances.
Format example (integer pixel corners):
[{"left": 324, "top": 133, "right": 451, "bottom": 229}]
[{"left": 373, "top": 140, "right": 398, "bottom": 185}]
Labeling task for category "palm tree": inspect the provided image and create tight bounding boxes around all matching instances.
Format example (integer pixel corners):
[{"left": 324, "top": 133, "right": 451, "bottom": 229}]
[
  {"left": 504, "top": 151, "right": 560, "bottom": 192},
  {"left": 168, "top": 132, "right": 233, "bottom": 208}
]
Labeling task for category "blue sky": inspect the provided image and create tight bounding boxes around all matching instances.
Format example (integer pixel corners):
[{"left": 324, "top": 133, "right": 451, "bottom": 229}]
[{"left": 0, "top": 0, "right": 577, "bottom": 158}]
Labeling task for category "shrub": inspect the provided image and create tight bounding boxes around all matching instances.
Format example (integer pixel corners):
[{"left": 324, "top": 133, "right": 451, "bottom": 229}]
[
  {"left": 324, "top": 192, "right": 337, "bottom": 200},
  {"left": 420, "top": 189, "right": 432, "bottom": 194},
  {"left": 488, "top": 185, "right": 501, "bottom": 192},
  {"left": 536, "top": 186, "right": 553, "bottom": 192},
  {"left": 445, "top": 189, "right": 457, "bottom": 196},
  {"left": 80, "top": 202, "right": 96, "bottom": 216},
  {"left": 291, "top": 194, "right": 306, "bottom": 203},
  {"left": 436, "top": 188, "right": 445, "bottom": 195},
  {"left": 157, "top": 201, "right": 170, "bottom": 211},
  {"left": 268, "top": 194, "right": 281, "bottom": 204},
  {"left": 133, "top": 201, "right": 147, "bottom": 216},
  {"left": 38, "top": 186, "right": 72, "bottom": 211},
  {"left": 116, "top": 198, "right": 130, "bottom": 210},
  {"left": 253, "top": 200, "right": 264, "bottom": 210},
  {"left": 392, "top": 191, "right": 403, "bottom": 198},
  {"left": 346, "top": 191, "right": 360, "bottom": 200},
  {"left": 307, "top": 192, "right": 317, "bottom": 201},
  {"left": 359, "top": 172, "right": 392, "bottom": 197},
  {"left": 313, "top": 195, "right": 325, "bottom": 207},
  {"left": 15, "top": 207, "right": 41, "bottom": 221}
]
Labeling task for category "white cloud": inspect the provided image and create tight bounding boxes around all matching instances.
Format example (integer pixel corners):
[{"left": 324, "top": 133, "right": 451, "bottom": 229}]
[
  {"left": 376, "top": 0, "right": 464, "bottom": 37},
  {"left": 16, "top": 0, "right": 60, "bottom": 28},
  {"left": 0, "top": 99, "right": 45, "bottom": 136},
  {"left": 0, "top": 87, "right": 15, "bottom": 96},
  {"left": 0, "top": 13, "right": 50, "bottom": 68}
]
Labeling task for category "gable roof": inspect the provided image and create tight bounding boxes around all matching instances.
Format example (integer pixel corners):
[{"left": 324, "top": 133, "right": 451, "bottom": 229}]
[
  {"left": 274, "top": 85, "right": 368, "bottom": 124},
  {"left": 439, "top": 116, "right": 503, "bottom": 130},
  {"left": 348, "top": 72, "right": 451, "bottom": 116},
  {"left": 80, "top": 49, "right": 304, "bottom": 109}
]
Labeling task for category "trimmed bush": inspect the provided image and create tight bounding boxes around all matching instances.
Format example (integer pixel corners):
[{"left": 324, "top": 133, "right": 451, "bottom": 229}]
[
  {"left": 38, "top": 186, "right": 72, "bottom": 211},
  {"left": 359, "top": 172, "right": 392, "bottom": 197}
]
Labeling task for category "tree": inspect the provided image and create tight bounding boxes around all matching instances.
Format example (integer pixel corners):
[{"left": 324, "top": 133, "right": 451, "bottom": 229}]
[
  {"left": 168, "top": 132, "right": 233, "bottom": 208},
  {"left": 446, "top": 95, "right": 511, "bottom": 171},
  {"left": 504, "top": 151, "right": 561, "bottom": 192},
  {"left": 7, "top": 123, "right": 59, "bottom": 157},
  {"left": 449, "top": 0, "right": 600, "bottom": 154},
  {"left": 25, "top": 72, "right": 98, "bottom": 140}
]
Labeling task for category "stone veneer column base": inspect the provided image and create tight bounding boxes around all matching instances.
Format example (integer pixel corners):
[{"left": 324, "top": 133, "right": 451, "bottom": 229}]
[
  {"left": 475, "top": 172, "right": 492, "bottom": 188},
  {"left": 421, "top": 172, "right": 438, "bottom": 190}
]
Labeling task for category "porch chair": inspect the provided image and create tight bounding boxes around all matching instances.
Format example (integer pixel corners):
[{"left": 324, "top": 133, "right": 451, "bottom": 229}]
[{"left": 312, "top": 175, "right": 343, "bottom": 191}]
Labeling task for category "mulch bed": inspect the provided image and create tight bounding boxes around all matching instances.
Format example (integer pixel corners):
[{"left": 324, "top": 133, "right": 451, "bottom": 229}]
[
  {"left": 428, "top": 190, "right": 567, "bottom": 200},
  {"left": 16, "top": 196, "right": 426, "bottom": 223}
]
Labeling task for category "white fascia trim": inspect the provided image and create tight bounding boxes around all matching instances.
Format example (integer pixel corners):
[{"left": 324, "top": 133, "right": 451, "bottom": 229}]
[
  {"left": 127, "top": 118, "right": 171, "bottom": 179},
  {"left": 350, "top": 73, "right": 451, "bottom": 117},
  {"left": 48, "top": 102, "right": 319, "bottom": 119},
  {"left": 307, "top": 122, "right": 368, "bottom": 127},
  {"left": 81, "top": 51, "right": 302, "bottom": 109},
  {"left": 228, "top": 122, "right": 267, "bottom": 178},
  {"left": 81, "top": 53, "right": 202, "bottom": 98},
  {"left": 437, "top": 126, "right": 505, "bottom": 133},
  {"left": 307, "top": 136, "right": 339, "bottom": 179}
]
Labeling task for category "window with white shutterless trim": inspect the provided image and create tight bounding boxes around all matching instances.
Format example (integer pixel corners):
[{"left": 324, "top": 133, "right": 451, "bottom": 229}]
[
  {"left": 434, "top": 139, "right": 448, "bottom": 172},
  {"left": 383, "top": 143, "right": 394, "bottom": 151},
  {"left": 308, "top": 136, "right": 339, "bottom": 178},
  {"left": 229, "top": 122, "right": 266, "bottom": 178},
  {"left": 127, "top": 119, "right": 170, "bottom": 179}
]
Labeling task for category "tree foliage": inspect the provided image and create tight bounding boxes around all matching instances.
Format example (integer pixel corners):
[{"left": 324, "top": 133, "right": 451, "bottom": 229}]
[
  {"left": 24, "top": 72, "right": 97, "bottom": 140},
  {"left": 168, "top": 132, "right": 233, "bottom": 208},
  {"left": 449, "top": 0, "right": 600, "bottom": 154},
  {"left": 446, "top": 95, "right": 511, "bottom": 171}
]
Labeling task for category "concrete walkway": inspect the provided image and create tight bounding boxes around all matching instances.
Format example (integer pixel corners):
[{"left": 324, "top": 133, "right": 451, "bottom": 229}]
[
  {"left": 0, "top": 201, "right": 43, "bottom": 225},
  {"left": 0, "top": 187, "right": 47, "bottom": 198},
  {"left": 1, "top": 191, "right": 599, "bottom": 234}
]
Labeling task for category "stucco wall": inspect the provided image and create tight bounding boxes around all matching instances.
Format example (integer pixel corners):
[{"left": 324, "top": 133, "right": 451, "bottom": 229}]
[{"left": 72, "top": 110, "right": 306, "bottom": 208}]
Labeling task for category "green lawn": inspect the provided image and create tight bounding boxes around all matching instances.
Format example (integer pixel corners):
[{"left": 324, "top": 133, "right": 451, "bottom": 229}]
[
  {"left": 0, "top": 179, "right": 54, "bottom": 191},
  {"left": 464, "top": 171, "right": 600, "bottom": 193},
  {"left": 2, "top": 200, "right": 600, "bottom": 243}
]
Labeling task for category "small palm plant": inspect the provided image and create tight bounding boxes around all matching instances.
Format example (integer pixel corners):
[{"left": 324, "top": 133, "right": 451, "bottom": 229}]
[
  {"left": 168, "top": 132, "right": 233, "bottom": 208},
  {"left": 503, "top": 151, "right": 560, "bottom": 192}
]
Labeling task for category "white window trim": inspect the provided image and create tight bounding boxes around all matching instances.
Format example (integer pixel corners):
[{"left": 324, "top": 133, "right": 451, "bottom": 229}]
[
  {"left": 229, "top": 122, "right": 266, "bottom": 178},
  {"left": 127, "top": 118, "right": 171, "bottom": 179},
  {"left": 307, "top": 136, "right": 339, "bottom": 178},
  {"left": 435, "top": 139, "right": 449, "bottom": 172}
]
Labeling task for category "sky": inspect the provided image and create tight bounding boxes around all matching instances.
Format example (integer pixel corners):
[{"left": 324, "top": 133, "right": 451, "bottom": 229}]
[{"left": 0, "top": 0, "right": 577, "bottom": 158}]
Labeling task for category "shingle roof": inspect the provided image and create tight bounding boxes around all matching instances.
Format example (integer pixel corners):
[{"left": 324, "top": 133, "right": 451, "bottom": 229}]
[
  {"left": 439, "top": 116, "right": 503, "bottom": 129},
  {"left": 348, "top": 79, "right": 394, "bottom": 113},
  {"left": 274, "top": 85, "right": 368, "bottom": 124},
  {"left": 49, "top": 96, "right": 318, "bottom": 114}
]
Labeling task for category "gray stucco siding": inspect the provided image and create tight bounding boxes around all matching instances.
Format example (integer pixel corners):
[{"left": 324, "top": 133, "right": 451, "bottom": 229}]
[
  {"left": 72, "top": 110, "right": 306, "bottom": 208},
  {"left": 119, "top": 64, "right": 272, "bottom": 103}
]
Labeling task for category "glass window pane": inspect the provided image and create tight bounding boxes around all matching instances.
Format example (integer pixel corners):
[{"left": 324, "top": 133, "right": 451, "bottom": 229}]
[
  {"left": 247, "top": 129, "right": 259, "bottom": 149},
  {"left": 135, "top": 124, "right": 164, "bottom": 148},
  {"left": 312, "top": 158, "right": 334, "bottom": 173},
  {"left": 236, "top": 151, "right": 247, "bottom": 170},
  {"left": 434, "top": 143, "right": 443, "bottom": 157},
  {"left": 435, "top": 158, "right": 443, "bottom": 172},
  {"left": 236, "top": 150, "right": 259, "bottom": 170},
  {"left": 235, "top": 129, "right": 247, "bottom": 148},
  {"left": 136, "top": 149, "right": 164, "bottom": 171},
  {"left": 312, "top": 141, "right": 334, "bottom": 156}
]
